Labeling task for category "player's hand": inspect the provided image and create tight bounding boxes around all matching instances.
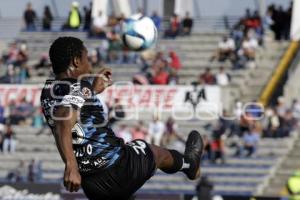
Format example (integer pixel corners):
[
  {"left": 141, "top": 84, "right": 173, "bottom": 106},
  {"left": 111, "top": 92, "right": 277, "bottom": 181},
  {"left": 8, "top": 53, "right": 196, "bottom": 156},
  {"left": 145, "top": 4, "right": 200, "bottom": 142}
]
[
  {"left": 92, "top": 67, "right": 113, "bottom": 94},
  {"left": 64, "top": 165, "right": 81, "bottom": 192}
]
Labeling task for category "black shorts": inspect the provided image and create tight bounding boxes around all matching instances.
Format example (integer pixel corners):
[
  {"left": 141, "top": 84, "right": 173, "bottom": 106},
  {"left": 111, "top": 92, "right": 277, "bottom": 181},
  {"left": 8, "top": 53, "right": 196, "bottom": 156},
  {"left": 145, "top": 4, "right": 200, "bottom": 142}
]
[{"left": 81, "top": 140, "right": 156, "bottom": 200}]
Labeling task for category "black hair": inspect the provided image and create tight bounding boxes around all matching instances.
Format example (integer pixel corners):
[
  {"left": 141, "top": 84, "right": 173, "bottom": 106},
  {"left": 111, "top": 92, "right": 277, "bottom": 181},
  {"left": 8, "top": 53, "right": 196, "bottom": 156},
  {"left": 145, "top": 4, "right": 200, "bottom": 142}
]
[{"left": 49, "top": 37, "right": 84, "bottom": 75}]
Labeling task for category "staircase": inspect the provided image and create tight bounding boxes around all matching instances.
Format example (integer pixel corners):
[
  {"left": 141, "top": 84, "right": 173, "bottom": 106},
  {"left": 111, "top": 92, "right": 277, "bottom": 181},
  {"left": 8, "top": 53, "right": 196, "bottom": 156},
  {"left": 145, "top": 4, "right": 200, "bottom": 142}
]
[{"left": 262, "top": 133, "right": 300, "bottom": 197}]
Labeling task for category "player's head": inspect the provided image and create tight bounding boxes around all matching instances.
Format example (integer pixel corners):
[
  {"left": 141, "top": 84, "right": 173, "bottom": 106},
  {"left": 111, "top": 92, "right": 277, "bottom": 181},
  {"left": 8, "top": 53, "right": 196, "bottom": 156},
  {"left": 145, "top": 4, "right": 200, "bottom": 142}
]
[{"left": 49, "top": 37, "right": 92, "bottom": 78}]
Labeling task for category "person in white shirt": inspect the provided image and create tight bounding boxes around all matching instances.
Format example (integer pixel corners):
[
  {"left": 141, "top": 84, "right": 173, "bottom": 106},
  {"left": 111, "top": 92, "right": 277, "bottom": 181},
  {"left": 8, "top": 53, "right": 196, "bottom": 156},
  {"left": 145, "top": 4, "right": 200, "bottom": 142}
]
[
  {"left": 147, "top": 115, "right": 165, "bottom": 146},
  {"left": 216, "top": 66, "right": 231, "bottom": 86},
  {"left": 92, "top": 11, "right": 107, "bottom": 37},
  {"left": 116, "top": 124, "right": 132, "bottom": 143},
  {"left": 210, "top": 35, "right": 236, "bottom": 62},
  {"left": 240, "top": 36, "right": 258, "bottom": 60}
]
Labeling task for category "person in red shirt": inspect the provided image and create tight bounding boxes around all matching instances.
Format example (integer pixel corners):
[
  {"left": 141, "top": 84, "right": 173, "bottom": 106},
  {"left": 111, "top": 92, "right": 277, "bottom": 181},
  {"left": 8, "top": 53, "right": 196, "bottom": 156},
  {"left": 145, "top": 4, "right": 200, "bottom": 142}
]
[
  {"left": 168, "top": 51, "right": 182, "bottom": 70},
  {"left": 199, "top": 68, "right": 216, "bottom": 85},
  {"left": 164, "top": 14, "right": 180, "bottom": 38},
  {"left": 152, "top": 69, "right": 169, "bottom": 85}
]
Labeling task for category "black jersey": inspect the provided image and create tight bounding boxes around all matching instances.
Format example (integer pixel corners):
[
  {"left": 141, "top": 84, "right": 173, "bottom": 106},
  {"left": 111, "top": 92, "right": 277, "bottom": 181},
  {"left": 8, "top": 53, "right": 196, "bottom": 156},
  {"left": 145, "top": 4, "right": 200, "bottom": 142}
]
[{"left": 40, "top": 78, "right": 124, "bottom": 174}]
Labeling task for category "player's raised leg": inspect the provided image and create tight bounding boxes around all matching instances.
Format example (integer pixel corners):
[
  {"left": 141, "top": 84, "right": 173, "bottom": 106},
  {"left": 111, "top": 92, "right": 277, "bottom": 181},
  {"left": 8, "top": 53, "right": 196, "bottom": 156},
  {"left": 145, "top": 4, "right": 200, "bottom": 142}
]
[{"left": 150, "top": 130, "right": 204, "bottom": 180}]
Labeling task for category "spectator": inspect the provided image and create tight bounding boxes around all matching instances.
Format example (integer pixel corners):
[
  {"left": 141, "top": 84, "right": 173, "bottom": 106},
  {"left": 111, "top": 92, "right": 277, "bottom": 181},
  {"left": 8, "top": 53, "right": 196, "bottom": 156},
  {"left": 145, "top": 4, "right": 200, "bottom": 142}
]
[
  {"left": 283, "top": 2, "right": 292, "bottom": 40},
  {"left": 263, "top": 108, "right": 280, "bottom": 138},
  {"left": 23, "top": 3, "right": 37, "bottom": 30},
  {"left": 218, "top": 109, "right": 236, "bottom": 136},
  {"left": 150, "top": 11, "right": 161, "bottom": 30},
  {"left": 147, "top": 115, "right": 165, "bottom": 146},
  {"left": 195, "top": 176, "right": 214, "bottom": 200},
  {"left": 202, "top": 134, "right": 212, "bottom": 162},
  {"left": 2, "top": 124, "right": 17, "bottom": 153},
  {"left": 32, "top": 108, "right": 44, "bottom": 128},
  {"left": 132, "top": 73, "right": 149, "bottom": 85},
  {"left": 210, "top": 35, "right": 236, "bottom": 62},
  {"left": 151, "top": 60, "right": 169, "bottom": 85},
  {"left": 182, "top": 12, "right": 193, "bottom": 36},
  {"left": 164, "top": 14, "right": 180, "bottom": 39},
  {"left": 107, "top": 30, "right": 122, "bottom": 63},
  {"left": 34, "top": 53, "right": 50, "bottom": 70},
  {"left": 131, "top": 123, "right": 147, "bottom": 140},
  {"left": 168, "top": 69, "right": 179, "bottom": 85},
  {"left": 42, "top": 6, "right": 53, "bottom": 30},
  {"left": 28, "top": 159, "right": 42, "bottom": 182},
  {"left": 234, "top": 100, "right": 243, "bottom": 120},
  {"left": 291, "top": 99, "right": 300, "bottom": 119},
  {"left": 15, "top": 43, "right": 28, "bottom": 67},
  {"left": 4, "top": 42, "right": 18, "bottom": 65},
  {"left": 152, "top": 68, "right": 169, "bottom": 85},
  {"left": 236, "top": 126, "right": 260, "bottom": 157},
  {"left": 276, "top": 96, "right": 288, "bottom": 118},
  {"left": 286, "top": 170, "right": 300, "bottom": 200},
  {"left": 63, "top": 1, "right": 81, "bottom": 30},
  {"left": 6, "top": 160, "right": 28, "bottom": 183},
  {"left": 199, "top": 68, "right": 216, "bottom": 85},
  {"left": 211, "top": 127, "right": 225, "bottom": 163},
  {"left": 83, "top": 3, "right": 92, "bottom": 31},
  {"left": 263, "top": 6, "right": 274, "bottom": 31},
  {"left": 238, "top": 112, "right": 255, "bottom": 136},
  {"left": 163, "top": 117, "right": 180, "bottom": 146},
  {"left": 116, "top": 124, "right": 132, "bottom": 143},
  {"left": 168, "top": 51, "right": 182, "bottom": 71},
  {"left": 91, "top": 11, "right": 107, "bottom": 38},
  {"left": 0, "top": 100, "right": 5, "bottom": 125},
  {"left": 240, "top": 34, "right": 258, "bottom": 60},
  {"left": 279, "top": 109, "right": 297, "bottom": 137},
  {"left": 10, "top": 97, "right": 34, "bottom": 125},
  {"left": 251, "top": 11, "right": 263, "bottom": 44},
  {"left": 89, "top": 49, "right": 101, "bottom": 67},
  {"left": 215, "top": 66, "right": 231, "bottom": 86}
]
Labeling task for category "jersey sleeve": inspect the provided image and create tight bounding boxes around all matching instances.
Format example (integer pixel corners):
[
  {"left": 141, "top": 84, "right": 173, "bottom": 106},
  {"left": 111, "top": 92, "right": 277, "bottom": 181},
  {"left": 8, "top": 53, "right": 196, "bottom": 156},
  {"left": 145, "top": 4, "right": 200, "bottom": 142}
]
[{"left": 59, "top": 80, "right": 93, "bottom": 110}]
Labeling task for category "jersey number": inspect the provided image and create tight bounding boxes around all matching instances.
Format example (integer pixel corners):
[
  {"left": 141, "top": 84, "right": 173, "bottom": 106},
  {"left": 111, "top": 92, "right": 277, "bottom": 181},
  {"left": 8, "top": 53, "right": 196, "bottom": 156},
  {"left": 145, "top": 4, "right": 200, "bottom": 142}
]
[{"left": 129, "top": 141, "right": 146, "bottom": 155}]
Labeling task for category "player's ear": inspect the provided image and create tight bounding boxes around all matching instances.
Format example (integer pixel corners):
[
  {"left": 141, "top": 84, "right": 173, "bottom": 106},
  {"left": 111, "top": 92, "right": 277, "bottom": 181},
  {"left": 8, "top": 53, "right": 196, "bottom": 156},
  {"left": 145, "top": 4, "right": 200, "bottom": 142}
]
[{"left": 72, "top": 56, "right": 81, "bottom": 69}]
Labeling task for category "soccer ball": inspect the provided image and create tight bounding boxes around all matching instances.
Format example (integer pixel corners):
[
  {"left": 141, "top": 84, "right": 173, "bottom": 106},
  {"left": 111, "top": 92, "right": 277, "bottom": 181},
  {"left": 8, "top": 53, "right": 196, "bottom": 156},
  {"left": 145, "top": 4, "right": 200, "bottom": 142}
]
[{"left": 122, "top": 14, "right": 157, "bottom": 51}]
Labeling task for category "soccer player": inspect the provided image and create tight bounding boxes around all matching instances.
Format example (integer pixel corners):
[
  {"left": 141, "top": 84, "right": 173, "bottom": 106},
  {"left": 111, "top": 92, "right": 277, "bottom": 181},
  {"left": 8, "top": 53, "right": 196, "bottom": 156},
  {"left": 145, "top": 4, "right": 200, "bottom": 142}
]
[{"left": 40, "top": 37, "right": 203, "bottom": 200}]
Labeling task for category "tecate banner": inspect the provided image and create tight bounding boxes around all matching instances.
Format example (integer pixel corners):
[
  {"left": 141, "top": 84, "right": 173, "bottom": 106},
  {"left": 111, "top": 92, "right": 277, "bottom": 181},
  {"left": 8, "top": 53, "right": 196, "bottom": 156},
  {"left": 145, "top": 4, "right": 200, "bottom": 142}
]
[{"left": 0, "top": 84, "right": 221, "bottom": 116}]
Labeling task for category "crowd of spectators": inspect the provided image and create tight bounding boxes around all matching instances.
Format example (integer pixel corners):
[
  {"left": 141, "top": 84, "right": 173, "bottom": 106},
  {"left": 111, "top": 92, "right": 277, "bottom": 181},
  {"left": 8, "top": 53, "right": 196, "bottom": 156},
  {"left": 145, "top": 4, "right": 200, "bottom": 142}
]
[
  {"left": 0, "top": 98, "right": 44, "bottom": 154},
  {"left": 22, "top": 1, "right": 194, "bottom": 39},
  {"left": 201, "top": 97, "right": 299, "bottom": 164},
  {"left": 6, "top": 159, "right": 42, "bottom": 183},
  {"left": 132, "top": 49, "right": 182, "bottom": 85},
  {"left": 210, "top": 3, "right": 292, "bottom": 71},
  {"left": 0, "top": 41, "right": 30, "bottom": 84},
  {"left": 114, "top": 116, "right": 182, "bottom": 147},
  {"left": 109, "top": 97, "right": 299, "bottom": 165},
  {"left": 198, "top": 67, "right": 231, "bottom": 86},
  {"left": 265, "top": 3, "right": 292, "bottom": 41},
  {"left": 211, "top": 13, "right": 260, "bottom": 70},
  {"left": 164, "top": 12, "right": 194, "bottom": 38}
]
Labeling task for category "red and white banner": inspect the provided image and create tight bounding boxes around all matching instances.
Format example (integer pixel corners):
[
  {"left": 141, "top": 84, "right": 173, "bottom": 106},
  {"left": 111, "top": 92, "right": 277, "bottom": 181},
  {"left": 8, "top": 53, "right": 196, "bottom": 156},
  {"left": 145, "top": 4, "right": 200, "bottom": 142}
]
[
  {"left": 0, "top": 84, "right": 221, "bottom": 112},
  {"left": 0, "top": 84, "right": 42, "bottom": 107}
]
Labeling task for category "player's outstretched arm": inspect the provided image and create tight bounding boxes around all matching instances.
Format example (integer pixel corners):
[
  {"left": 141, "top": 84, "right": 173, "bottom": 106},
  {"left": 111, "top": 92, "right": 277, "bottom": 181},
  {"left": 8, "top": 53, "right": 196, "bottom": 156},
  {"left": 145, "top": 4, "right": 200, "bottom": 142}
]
[
  {"left": 54, "top": 106, "right": 81, "bottom": 192},
  {"left": 92, "top": 67, "right": 113, "bottom": 94}
]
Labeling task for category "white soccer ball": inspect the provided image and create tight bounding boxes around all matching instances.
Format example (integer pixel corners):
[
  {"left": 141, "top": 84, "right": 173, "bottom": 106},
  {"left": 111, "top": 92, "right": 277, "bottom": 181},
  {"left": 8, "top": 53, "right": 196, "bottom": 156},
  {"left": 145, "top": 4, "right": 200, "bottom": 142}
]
[{"left": 122, "top": 14, "right": 157, "bottom": 51}]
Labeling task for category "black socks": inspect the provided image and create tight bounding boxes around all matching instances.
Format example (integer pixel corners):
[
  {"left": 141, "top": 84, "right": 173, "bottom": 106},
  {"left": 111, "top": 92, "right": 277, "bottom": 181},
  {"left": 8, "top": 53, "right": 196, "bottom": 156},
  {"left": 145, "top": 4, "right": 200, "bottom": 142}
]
[{"left": 161, "top": 150, "right": 190, "bottom": 174}]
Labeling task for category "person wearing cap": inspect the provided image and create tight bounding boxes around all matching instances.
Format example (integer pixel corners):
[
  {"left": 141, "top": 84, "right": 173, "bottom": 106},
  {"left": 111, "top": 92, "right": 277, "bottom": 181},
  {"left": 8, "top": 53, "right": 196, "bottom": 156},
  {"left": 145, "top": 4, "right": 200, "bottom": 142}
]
[{"left": 287, "top": 170, "right": 300, "bottom": 200}]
